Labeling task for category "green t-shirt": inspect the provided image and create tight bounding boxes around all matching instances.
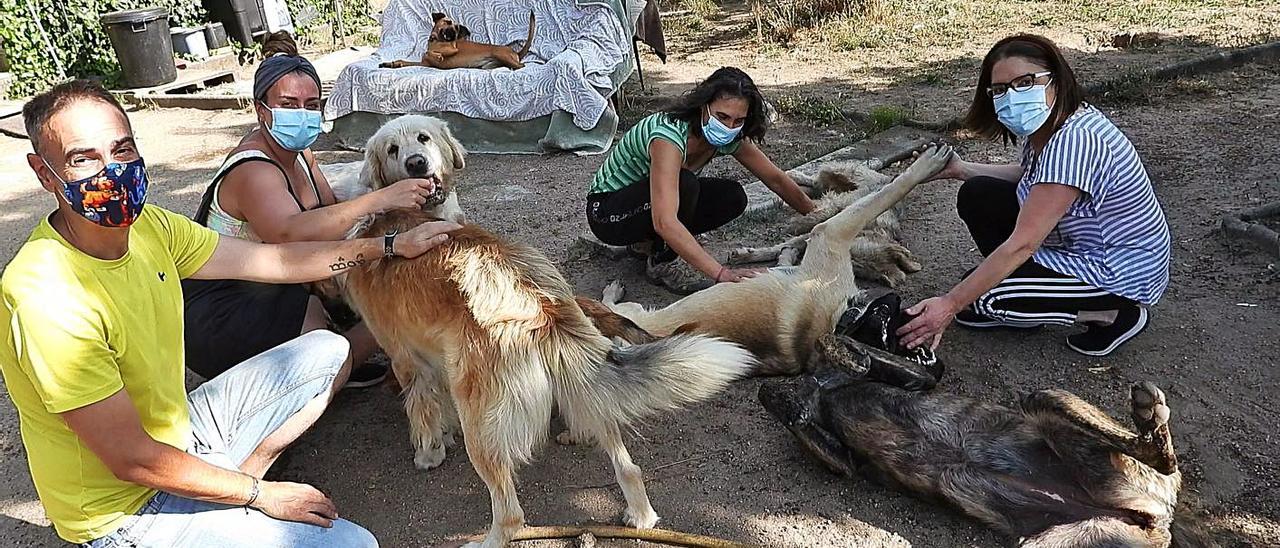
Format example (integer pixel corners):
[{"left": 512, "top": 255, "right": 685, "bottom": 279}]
[{"left": 589, "top": 113, "right": 742, "bottom": 194}]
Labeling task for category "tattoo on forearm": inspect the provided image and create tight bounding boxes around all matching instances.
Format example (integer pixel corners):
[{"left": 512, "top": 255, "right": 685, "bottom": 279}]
[{"left": 328, "top": 253, "right": 368, "bottom": 272}]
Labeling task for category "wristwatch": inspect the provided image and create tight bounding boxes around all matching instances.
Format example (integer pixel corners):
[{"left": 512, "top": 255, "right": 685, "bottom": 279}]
[{"left": 384, "top": 230, "right": 399, "bottom": 258}]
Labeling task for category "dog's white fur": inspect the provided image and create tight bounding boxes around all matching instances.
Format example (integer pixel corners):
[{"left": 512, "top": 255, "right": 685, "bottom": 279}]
[
  {"left": 321, "top": 114, "right": 467, "bottom": 225},
  {"left": 603, "top": 145, "right": 952, "bottom": 376}
]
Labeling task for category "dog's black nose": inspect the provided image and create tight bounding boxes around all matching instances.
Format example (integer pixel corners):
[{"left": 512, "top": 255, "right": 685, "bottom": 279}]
[
  {"left": 405, "top": 154, "right": 429, "bottom": 177},
  {"left": 440, "top": 27, "right": 457, "bottom": 41}
]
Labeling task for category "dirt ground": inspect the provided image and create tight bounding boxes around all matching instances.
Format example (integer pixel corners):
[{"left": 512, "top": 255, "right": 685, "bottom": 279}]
[{"left": 2, "top": 3, "right": 1279, "bottom": 547}]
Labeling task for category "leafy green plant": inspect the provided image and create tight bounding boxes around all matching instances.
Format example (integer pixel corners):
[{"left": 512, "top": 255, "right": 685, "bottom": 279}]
[
  {"left": 774, "top": 93, "right": 847, "bottom": 126},
  {"left": 286, "top": 0, "right": 373, "bottom": 44},
  {"left": 0, "top": 0, "right": 206, "bottom": 98}
]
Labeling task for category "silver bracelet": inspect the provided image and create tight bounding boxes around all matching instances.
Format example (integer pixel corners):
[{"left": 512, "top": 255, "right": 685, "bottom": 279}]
[{"left": 244, "top": 476, "right": 261, "bottom": 509}]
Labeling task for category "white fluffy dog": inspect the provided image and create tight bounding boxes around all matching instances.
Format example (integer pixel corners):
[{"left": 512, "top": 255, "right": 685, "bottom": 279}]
[{"left": 323, "top": 114, "right": 467, "bottom": 224}]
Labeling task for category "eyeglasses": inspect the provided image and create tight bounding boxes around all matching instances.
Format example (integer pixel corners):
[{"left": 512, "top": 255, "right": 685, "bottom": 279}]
[{"left": 987, "top": 71, "right": 1053, "bottom": 98}]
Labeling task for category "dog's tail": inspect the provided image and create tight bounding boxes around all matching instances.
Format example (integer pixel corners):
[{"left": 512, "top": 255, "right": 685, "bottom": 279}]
[
  {"left": 553, "top": 332, "right": 756, "bottom": 437},
  {"left": 517, "top": 10, "right": 536, "bottom": 58}
]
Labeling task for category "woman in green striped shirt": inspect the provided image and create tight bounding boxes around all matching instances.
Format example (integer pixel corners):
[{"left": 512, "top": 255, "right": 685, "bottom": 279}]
[{"left": 586, "top": 67, "right": 814, "bottom": 291}]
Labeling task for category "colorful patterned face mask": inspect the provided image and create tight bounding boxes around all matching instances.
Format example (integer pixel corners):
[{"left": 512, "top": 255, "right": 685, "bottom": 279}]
[{"left": 47, "top": 157, "right": 149, "bottom": 228}]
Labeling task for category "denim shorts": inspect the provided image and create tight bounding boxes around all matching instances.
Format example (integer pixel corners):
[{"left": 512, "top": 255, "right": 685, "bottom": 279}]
[{"left": 84, "top": 331, "right": 377, "bottom": 548}]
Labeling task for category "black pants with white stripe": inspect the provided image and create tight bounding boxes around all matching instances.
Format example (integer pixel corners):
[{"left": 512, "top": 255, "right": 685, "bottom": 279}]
[{"left": 958, "top": 176, "right": 1137, "bottom": 326}]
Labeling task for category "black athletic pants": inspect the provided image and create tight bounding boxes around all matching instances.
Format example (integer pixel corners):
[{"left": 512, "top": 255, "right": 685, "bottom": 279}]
[
  {"left": 586, "top": 169, "right": 747, "bottom": 249},
  {"left": 957, "top": 176, "right": 1136, "bottom": 325}
]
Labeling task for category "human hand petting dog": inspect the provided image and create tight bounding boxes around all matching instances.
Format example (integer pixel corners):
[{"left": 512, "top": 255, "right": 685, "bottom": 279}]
[
  {"left": 367, "top": 178, "right": 439, "bottom": 213},
  {"left": 393, "top": 220, "right": 462, "bottom": 258},
  {"left": 715, "top": 266, "right": 766, "bottom": 283},
  {"left": 897, "top": 294, "right": 960, "bottom": 351}
]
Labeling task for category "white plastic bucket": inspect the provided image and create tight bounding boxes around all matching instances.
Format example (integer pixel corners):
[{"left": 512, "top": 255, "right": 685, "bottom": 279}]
[{"left": 170, "top": 27, "right": 210, "bottom": 59}]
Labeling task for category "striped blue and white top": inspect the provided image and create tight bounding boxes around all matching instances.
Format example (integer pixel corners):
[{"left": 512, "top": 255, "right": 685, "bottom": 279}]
[{"left": 1017, "top": 104, "right": 1171, "bottom": 305}]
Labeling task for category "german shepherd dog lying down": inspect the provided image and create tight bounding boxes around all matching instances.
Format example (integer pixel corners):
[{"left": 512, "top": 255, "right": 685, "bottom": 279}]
[
  {"left": 603, "top": 144, "right": 953, "bottom": 376},
  {"left": 341, "top": 209, "right": 755, "bottom": 547},
  {"left": 759, "top": 305, "right": 1211, "bottom": 547}
]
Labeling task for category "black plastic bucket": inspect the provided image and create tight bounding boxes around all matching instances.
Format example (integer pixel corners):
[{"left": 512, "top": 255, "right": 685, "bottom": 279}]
[
  {"left": 203, "top": 0, "right": 264, "bottom": 47},
  {"left": 101, "top": 8, "right": 177, "bottom": 88}
]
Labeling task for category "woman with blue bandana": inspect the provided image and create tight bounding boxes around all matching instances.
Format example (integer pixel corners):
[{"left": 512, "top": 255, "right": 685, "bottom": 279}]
[
  {"left": 586, "top": 67, "right": 815, "bottom": 292},
  {"left": 896, "top": 34, "right": 1171, "bottom": 357},
  {"left": 183, "top": 35, "right": 436, "bottom": 383}
]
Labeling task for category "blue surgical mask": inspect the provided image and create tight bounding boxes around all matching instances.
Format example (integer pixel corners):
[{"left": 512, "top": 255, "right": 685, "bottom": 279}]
[
  {"left": 263, "top": 103, "right": 322, "bottom": 151},
  {"left": 45, "top": 157, "right": 149, "bottom": 228},
  {"left": 702, "top": 107, "right": 742, "bottom": 147},
  {"left": 994, "top": 84, "right": 1051, "bottom": 137}
]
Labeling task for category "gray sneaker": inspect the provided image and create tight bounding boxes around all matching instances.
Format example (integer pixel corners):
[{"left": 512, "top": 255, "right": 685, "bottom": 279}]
[{"left": 645, "top": 257, "right": 714, "bottom": 295}]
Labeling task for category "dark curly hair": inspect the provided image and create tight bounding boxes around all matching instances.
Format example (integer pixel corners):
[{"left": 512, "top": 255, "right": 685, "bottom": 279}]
[
  {"left": 664, "top": 67, "right": 770, "bottom": 145},
  {"left": 964, "top": 34, "right": 1086, "bottom": 146}
]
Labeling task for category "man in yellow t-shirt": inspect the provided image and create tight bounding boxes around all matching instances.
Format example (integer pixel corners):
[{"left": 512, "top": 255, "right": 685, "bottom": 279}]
[{"left": 0, "top": 80, "right": 458, "bottom": 547}]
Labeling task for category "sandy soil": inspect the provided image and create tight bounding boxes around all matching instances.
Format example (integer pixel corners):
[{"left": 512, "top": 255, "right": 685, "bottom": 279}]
[{"left": 1, "top": 5, "right": 1278, "bottom": 547}]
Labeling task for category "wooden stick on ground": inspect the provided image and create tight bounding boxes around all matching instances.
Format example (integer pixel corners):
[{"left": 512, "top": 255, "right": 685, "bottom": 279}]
[{"left": 462, "top": 525, "right": 754, "bottom": 548}]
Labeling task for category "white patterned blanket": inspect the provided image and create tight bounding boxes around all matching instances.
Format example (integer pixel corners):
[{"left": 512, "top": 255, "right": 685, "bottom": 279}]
[{"left": 324, "top": 0, "right": 634, "bottom": 130}]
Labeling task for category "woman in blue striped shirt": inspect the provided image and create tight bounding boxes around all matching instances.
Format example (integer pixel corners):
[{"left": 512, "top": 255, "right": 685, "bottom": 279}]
[{"left": 898, "top": 34, "right": 1171, "bottom": 357}]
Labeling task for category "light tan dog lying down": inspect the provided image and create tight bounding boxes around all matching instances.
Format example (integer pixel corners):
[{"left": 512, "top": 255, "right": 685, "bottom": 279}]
[{"left": 603, "top": 144, "right": 953, "bottom": 376}]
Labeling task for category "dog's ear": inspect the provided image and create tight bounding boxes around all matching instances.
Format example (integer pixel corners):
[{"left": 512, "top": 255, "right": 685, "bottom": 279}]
[
  {"left": 455, "top": 25, "right": 472, "bottom": 39},
  {"left": 672, "top": 322, "right": 701, "bottom": 335},
  {"left": 431, "top": 12, "right": 447, "bottom": 22},
  {"left": 438, "top": 123, "right": 466, "bottom": 170},
  {"left": 358, "top": 135, "right": 387, "bottom": 191}
]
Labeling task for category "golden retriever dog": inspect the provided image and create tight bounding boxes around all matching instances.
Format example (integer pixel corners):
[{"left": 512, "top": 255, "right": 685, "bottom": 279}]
[
  {"left": 324, "top": 114, "right": 467, "bottom": 225},
  {"left": 341, "top": 209, "right": 756, "bottom": 547},
  {"left": 601, "top": 144, "right": 952, "bottom": 376}
]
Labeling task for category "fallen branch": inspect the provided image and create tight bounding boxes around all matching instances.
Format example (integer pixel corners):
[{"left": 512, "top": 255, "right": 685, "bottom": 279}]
[
  {"left": 463, "top": 525, "right": 753, "bottom": 548},
  {"left": 1221, "top": 200, "right": 1280, "bottom": 258}
]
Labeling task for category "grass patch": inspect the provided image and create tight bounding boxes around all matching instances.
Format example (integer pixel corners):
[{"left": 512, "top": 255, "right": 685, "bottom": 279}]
[
  {"left": 749, "top": 0, "right": 1280, "bottom": 52},
  {"left": 662, "top": 0, "right": 719, "bottom": 36},
  {"left": 668, "top": 0, "right": 722, "bottom": 19},
  {"left": 773, "top": 93, "right": 848, "bottom": 126},
  {"left": 868, "top": 105, "right": 909, "bottom": 132}
]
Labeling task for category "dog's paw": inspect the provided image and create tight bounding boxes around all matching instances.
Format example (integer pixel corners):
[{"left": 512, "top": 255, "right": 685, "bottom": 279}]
[
  {"left": 787, "top": 214, "right": 824, "bottom": 236},
  {"left": 623, "top": 506, "right": 660, "bottom": 529},
  {"left": 554, "top": 429, "right": 595, "bottom": 446},
  {"left": 1130, "top": 381, "right": 1170, "bottom": 434},
  {"left": 602, "top": 280, "right": 626, "bottom": 304},
  {"left": 414, "top": 443, "right": 448, "bottom": 470},
  {"left": 892, "top": 244, "right": 923, "bottom": 274}
]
